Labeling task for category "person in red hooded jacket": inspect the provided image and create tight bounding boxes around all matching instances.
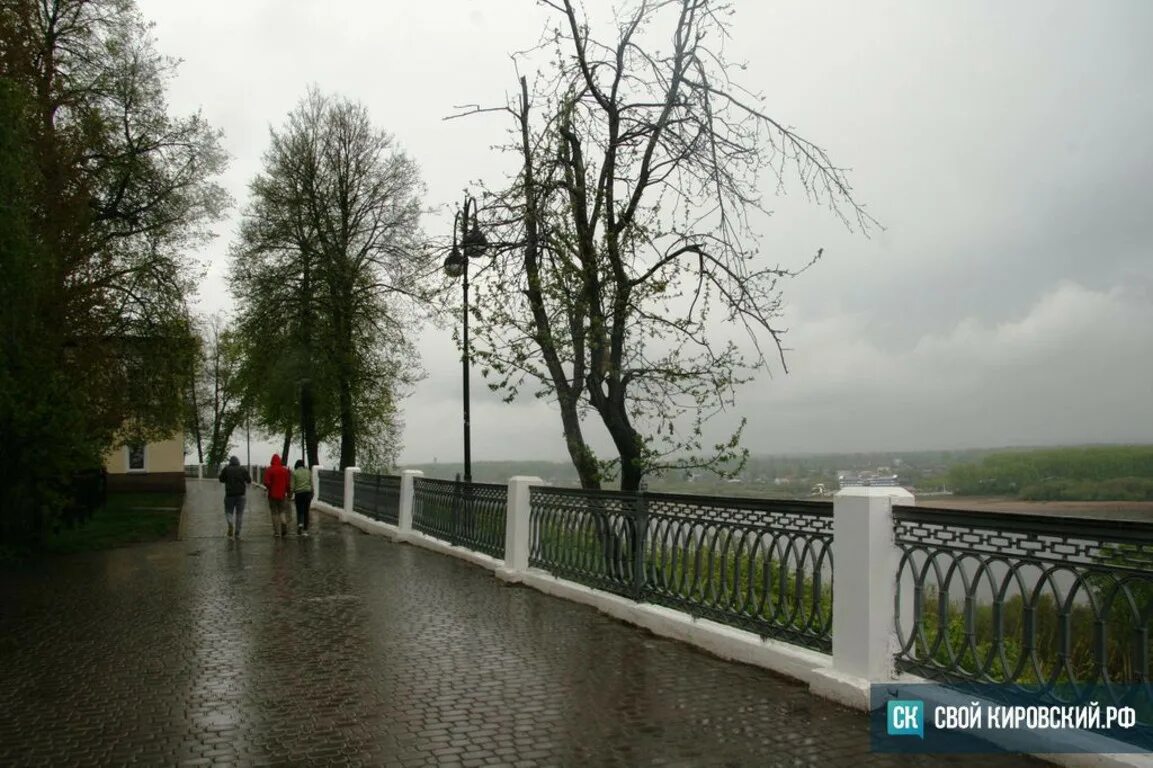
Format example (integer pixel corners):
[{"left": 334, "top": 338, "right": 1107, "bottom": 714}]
[{"left": 263, "top": 454, "right": 293, "bottom": 538}]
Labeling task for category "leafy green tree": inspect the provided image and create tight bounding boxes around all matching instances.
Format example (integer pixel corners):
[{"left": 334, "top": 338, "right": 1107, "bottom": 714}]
[
  {"left": 458, "top": 0, "right": 872, "bottom": 491},
  {"left": 948, "top": 446, "right": 1153, "bottom": 499},
  {"left": 0, "top": 0, "right": 226, "bottom": 547},
  {"left": 0, "top": 79, "right": 83, "bottom": 546},
  {"left": 230, "top": 88, "right": 428, "bottom": 469}
]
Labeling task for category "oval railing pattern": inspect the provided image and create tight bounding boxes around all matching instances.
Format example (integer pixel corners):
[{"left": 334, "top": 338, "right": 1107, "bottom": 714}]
[
  {"left": 353, "top": 473, "right": 402, "bottom": 525},
  {"left": 317, "top": 469, "right": 344, "bottom": 508},
  {"left": 412, "top": 477, "right": 507, "bottom": 560},
  {"left": 894, "top": 504, "right": 1153, "bottom": 710},
  {"left": 528, "top": 486, "right": 834, "bottom": 652}
]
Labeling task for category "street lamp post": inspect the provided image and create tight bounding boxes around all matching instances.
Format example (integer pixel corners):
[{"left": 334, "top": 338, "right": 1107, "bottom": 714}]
[{"left": 442, "top": 195, "right": 488, "bottom": 484}]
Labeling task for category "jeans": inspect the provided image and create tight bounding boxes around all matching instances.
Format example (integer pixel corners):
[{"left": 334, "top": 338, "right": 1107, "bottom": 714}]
[
  {"left": 294, "top": 491, "right": 313, "bottom": 530},
  {"left": 224, "top": 494, "right": 247, "bottom": 534}
]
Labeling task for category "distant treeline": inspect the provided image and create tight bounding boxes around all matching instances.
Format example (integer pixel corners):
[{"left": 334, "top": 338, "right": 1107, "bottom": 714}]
[
  {"left": 400, "top": 447, "right": 1027, "bottom": 490},
  {"left": 947, "top": 446, "right": 1153, "bottom": 501}
]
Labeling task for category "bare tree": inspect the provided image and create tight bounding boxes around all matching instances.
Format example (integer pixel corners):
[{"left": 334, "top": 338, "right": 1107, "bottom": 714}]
[
  {"left": 185, "top": 315, "right": 248, "bottom": 467},
  {"left": 456, "top": 0, "right": 874, "bottom": 491}
]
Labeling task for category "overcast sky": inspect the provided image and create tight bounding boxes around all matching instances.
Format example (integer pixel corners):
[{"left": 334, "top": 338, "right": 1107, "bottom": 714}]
[{"left": 137, "top": 0, "right": 1153, "bottom": 465}]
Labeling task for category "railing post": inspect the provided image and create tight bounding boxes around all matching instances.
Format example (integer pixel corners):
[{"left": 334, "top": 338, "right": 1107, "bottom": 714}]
[
  {"left": 811, "top": 485, "right": 914, "bottom": 708},
  {"left": 497, "top": 476, "right": 543, "bottom": 581},
  {"left": 398, "top": 469, "right": 423, "bottom": 537},
  {"left": 343, "top": 466, "right": 359, "bottom": 522},
  {"left": 452, "top": 472, "right": 463, "bottom": 546}
]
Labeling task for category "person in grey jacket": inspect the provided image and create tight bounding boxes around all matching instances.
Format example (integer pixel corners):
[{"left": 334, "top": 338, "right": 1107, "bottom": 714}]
[{"left": 218, "top": 456, "right": 252, "bottom": 539}]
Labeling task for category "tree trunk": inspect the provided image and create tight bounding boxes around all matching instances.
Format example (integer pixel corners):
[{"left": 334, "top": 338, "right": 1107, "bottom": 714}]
[
  {"left": 302, "top": 381, "right": 319, "bottom": 466},
  {"left": 188, "top": 377, "right": 204, "bottom": 463},
  {"left": 280, "top": 425, "right": 292, "bottom": 464},
  {"left": 208, "top": 424, "right": 223, "bottom": 467},
  {"left": 338, "top": 375, "right": 356, "bottom": 469},
  {"left": 516, "top": 75, "right": 600, "bottom": 490},
  {"left": 559, "top": 394, "right": 600, "bottom": 489},
  {"left": 618, "top": 445, "right": 644, "bottom": 491},
  {"left": 602, "top": 398, "right": 645, "bottom": 492}
]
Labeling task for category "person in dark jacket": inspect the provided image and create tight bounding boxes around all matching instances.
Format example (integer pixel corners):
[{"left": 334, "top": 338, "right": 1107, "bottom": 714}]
[
  {"left": 263, "top": 454, "right": 292, "bottom": 538},
  {"left": 218, "top": 456, "right": 252, "bottom": 538}
]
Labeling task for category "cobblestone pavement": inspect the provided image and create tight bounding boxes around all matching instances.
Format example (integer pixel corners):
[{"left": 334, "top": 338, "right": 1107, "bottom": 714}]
[{"left": 0, "top": 480, "right": 1048, "bottom": 767}]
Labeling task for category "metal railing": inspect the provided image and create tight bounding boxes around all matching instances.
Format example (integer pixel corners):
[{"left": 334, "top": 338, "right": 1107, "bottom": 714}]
[
  {"left": 894, "top": 504, "right": 1153, "bottom": 708},
  {"left": 318, "top": 469, "right": 344, "bottom": 507},
  {"left": 184, "top": 464, "right": 199, "bottom": 477},
  {"left": 528, "top": 487, "right": 834, "bottom": 652},
  {"left": 412, "top": 477, "right": 507, "bottom": 559},
  {"left": 353, "top": 473, "right": 402, "bottom": 525}
]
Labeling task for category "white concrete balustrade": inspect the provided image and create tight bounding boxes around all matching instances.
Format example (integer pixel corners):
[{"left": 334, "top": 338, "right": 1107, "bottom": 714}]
[
  {"left": 309, "top": 471, "right": 916, "bottom": 704},
  {"left": 302, "top": 470, "right": 1149, "bottom": 767}
]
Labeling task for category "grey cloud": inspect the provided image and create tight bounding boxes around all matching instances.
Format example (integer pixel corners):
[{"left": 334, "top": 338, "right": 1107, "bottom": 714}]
[{"left": 136, "top": 0, "right": 1153, "bottom": 465}]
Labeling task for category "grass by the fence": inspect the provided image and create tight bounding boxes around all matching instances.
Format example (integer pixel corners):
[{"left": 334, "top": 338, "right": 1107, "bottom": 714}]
[
  {"left": 533, "top": 518, "right": 833, "bottom": 645},
  {"left": 413, "top": 493, "right": 506, "bottom": 553},
  {"left": 46, "top": 492, "right": 184, "bottom": 555},
  {"left": 908, "top": 574, "right": 1153, "bottom": 691}
]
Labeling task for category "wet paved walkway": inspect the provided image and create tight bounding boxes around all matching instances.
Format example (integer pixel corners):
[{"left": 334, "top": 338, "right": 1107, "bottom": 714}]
[{"left": 0, "top": 480, "right": 1045, "bottom": 767}]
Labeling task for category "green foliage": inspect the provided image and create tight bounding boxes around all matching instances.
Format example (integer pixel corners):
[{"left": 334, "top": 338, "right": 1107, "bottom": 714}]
[
  {"left": 947, "top": 446, "right": 1153, "bottom": 499},
  {"left": 0, "top": 0, "right": 224, "bottom": 548},
  {"left": 230, "top": 88, "right": 427, "bottom": 470},
  {"left": 0, "top": 78, "right": 92, "bottom": 546}
]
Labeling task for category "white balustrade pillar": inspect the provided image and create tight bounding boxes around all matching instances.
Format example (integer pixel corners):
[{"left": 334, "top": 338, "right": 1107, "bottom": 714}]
[
  {"left": 811, "top": 485, "right": 914, "bottom": 710},
  {"left": 833, "top": 485, "right": 913, "bottom": 680},
  {"left": 343, "top": 466, "right": 360, "bottom": 523},
  {"left": 398, "top": 470, "right": 423, "bottom": 537},
  {"left": 497, "top": 476, "right": 544, "bottom": 582}
]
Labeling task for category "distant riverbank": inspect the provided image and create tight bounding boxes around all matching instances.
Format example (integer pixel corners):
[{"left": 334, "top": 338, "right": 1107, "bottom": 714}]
[{"left": 910, "top": 495, "right": 1153, "bottom": 522}]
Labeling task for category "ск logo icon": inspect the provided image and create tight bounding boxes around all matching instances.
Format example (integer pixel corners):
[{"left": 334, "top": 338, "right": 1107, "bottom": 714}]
[{"left": 887, "top": 700, "right": 925, "bottom": 738}]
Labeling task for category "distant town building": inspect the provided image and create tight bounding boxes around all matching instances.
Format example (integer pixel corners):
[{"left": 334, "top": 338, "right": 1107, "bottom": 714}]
[{"left": 837, "top": 471, "right": 901, "bottom": 489}]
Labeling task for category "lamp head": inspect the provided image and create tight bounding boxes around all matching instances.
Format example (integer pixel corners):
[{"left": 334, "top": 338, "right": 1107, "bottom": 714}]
[
  {"left": 443, "top": 246, "right": 465, "bottom": 278},
  {"left": 461, "top": 221, "right": 488, "bottom": 258}
]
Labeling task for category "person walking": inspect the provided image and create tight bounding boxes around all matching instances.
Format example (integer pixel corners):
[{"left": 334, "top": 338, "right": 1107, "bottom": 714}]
[
  {"left": 218, "top": 456, "right": 251, "bottom": 538},
  {"left": 291, "top": 459, "right": 313, "bottom": 537},
  {"left": 263, "top": 454, "right": 292, "bottom": 538}
]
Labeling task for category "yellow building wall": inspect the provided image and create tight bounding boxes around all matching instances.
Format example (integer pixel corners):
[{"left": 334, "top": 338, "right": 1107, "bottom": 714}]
[{"left": 103, "top": 434, "right": 185, "bottom": 475}]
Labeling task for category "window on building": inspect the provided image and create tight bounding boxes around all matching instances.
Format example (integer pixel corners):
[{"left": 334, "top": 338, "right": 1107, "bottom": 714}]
[{"left": 128, "top": 443, "right": 145, "bottom": 471}]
